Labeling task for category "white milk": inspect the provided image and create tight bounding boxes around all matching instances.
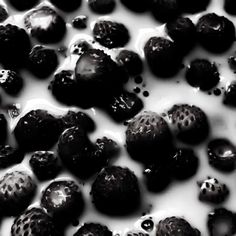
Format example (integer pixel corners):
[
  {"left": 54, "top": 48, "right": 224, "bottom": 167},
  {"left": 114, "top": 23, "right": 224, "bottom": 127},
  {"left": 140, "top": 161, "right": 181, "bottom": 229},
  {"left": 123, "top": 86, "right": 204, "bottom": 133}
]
[{"left": 1, "top": 0, "right": 236, "bottom": 235}]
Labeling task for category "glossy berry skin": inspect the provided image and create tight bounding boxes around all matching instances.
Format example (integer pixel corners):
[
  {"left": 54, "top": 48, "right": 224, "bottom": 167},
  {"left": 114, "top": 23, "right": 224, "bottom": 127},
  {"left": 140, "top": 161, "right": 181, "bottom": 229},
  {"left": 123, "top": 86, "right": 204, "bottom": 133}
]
[
  {"left": 72, "top": 16, "right": 88, "bottom": 30},
  {"left": 0, "top": 24, "right": 31, "bottom": 69},
  {"left": 29, "top": 151, "right": 61, "bottom": 181},
  {"left": 50, "top": 0, "right": 81, "bottom": 12},
  {"left": 156, "top": 217, "right": 200, "bottom": 236},
  {"left": 208, "top": 138, "right": 236, "bottom": 172},
  {"left": 89, "top": 0, "right": 116, "bottom": 14},
  {"left": 93, "top": 20, "right": 130, "bottom": 49},
  {"left": 116, "top": 50, "right": 143, "bottom": 76},
  {"left": 168, "top": 104, "right": 209, "bottom": 144},
  {"left": 196, "top": 13, "right": 235, "bottom": 53},
  {"left": 126, "top": 111, "right": 173, "bottom": 164},
  {"left": 185, "top": 59, "right": 220, "bottom": 91},
  {"left": 144, "top": 162, "right": 172, "bottom": 192},
  {"left": 50, "top": 70, "right": 78, "bottom": 106},
  {"left": 166, "top": 17, "right": 196, "bottom": 55},
  {"left": 7, "top": 0, "right": 39, "bottom": 11},
  {"left": 0, "top": 145, "right": 24, "bottom": 169},
  {"left": 207, "top": 208, "right": 236, "bottom": 236},
  {"left": 198, "top": 177, "right": 229, "bottom": 204},
  {"left": 0, "top": 171, "right": 36, "bottom": 216},
  {"left": 105, "top": 91, "right": 143, "bottom": 122},
  {"left": 11, "top": 208, "right": 62, "bottom": 236},
  {"left": 41, "top": 180, "right": 84, "bottom": 224},
  {"left": 24, "top": 6, "right": 66, "bottom": 44},
  {"left": 91, "top": 166, "right": 141, "bottom": 215},
  {"left": 170, "top": 148, "right": 199, "bottom": 180},
  {"left": 223, "top": 81, "right": 236, "bottom": 107},
  {"left": 28, "top": 45, "right": 58, "bottom": 79},
  {"left": 74, "top": 223, "right": 112, "bottom": 236},
  {"left": 144, "top": 37, "right": 182, "bottom": 78},
  {"left": 14, "top": 109, "right": 62, "bottom": 152},
  {"left": 0, "top": 70, "right": 23, "bottom": 95}
]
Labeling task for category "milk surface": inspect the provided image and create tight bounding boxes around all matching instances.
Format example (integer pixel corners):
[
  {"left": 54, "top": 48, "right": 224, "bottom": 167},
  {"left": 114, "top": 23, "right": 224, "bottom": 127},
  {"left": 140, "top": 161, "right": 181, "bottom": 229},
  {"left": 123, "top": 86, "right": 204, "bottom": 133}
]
[{"left": 1, "top": 0, "right": 236, "bottom": 235}]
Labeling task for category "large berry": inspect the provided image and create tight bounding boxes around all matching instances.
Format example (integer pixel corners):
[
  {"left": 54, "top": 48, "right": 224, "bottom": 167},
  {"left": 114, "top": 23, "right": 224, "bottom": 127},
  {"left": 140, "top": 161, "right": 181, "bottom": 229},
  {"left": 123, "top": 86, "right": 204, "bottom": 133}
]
[
  {"left": 60, "top": 110, "right": 95, "bottom": 133},
  {"left": 58, "top": 126, "right": 118, "bottom": 179},
  {"left": 7, "top": 0, "right": 39, "bottom": 11},
  {"left": 28, "top": 45, "right": 58, "bottom": 79},
  {"left": 179, "top": 0, "right": 210, "bottom": 13},
  {"left": 41, "top": 180, "right": 84, "bottom": 224},
  {"left": 198, "top": 177, "right": 229, "bottom": 204},
  {"left": 50, "top": 70, "right": 78, "bottom": 106},
  {"left": 144, "top": 37, "right": 182, "bottom": 77},
  {"left": 185, "top": 59, "right": 220, "bottom": 91},
  {"left": 167, "top": 104, "right": 209, "bottom": 144},
  {"left": 116, "top": 50, "right": 143, "bottom": 76},
  {"left": 104, "top": 91, "right": 143, "bottom": 122},
  {"left": 93, "top": 20, "right": 130, "bottom": 49},
  {"left": 29, "top": 151, "right": 61, "bottom": 181},
  {"left": 208, "top": 138, "right": 236, "bottom": 172},
  {"left": 149, "top": 0, "right": 181, "bottom": 23},
  {"left": 50, "top": 0, "right": 81, "bottom": 12},
  {"left": 120, "top": 0, "right": 148, "bottom": 12},
  {"left": 156, "top": 217, "right": 200, "bottom": 235},
  {"left": 207, "top": 208, "right": 236, "bottom": 236},
  {"left": 144, "top": 162, "right": 172, "bottom": 192},
  {"left": 166, "top": 17, "right": 196, "bottom": 55},
  {"left": 170, "top": 148, "right": 199, "bottom": 180},
  {"left": 0, "top": 24, "right": 31, "bottom": 68},
  {"left": 196, "top": 13, "right": 235, "bottom": 53},
  {"left": 11, "top": 208, "right": 62, "bottom": 236},
  {"left": 75, "top": 49, "right": 126, "bottom": 108},
  {"left": 14, "top": 109, "right": 62, "bottom": 151},
  {"left": 224, "top": 0, "right": 236, "bottom": 15},
  {"left": 223, "top": 81, "right": 236, "bottom": 107},
  {"left": 0, "top": 70, "right": 23, "bottom": 95},
  {"left": 74, "top": 223, "right": 112, "bottom": 236},
  {"left": 0, "top": 145, "right": 24, "bottom": 169},
  {"left": 89, "top": 0, "right": 116, "bottom": 14},
  {"left": 24, "top": 6, "right": 66, "bottom": 44},
  {"left": 0, "top": 171, "right": 36, "bottom": 216},
  {"left": 91, "top": 166, "right": 141, "bottom": 215},
  {"left": 126, "top": 111, "right": 173, "bottom": 164}
]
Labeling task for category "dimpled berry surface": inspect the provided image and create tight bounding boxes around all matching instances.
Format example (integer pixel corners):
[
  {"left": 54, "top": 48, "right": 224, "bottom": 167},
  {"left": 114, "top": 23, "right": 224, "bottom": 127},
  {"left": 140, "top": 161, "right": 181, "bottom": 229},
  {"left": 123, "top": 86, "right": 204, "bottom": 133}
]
[{"left": 0, "top": 0, "right": 236, "bottom": 235}]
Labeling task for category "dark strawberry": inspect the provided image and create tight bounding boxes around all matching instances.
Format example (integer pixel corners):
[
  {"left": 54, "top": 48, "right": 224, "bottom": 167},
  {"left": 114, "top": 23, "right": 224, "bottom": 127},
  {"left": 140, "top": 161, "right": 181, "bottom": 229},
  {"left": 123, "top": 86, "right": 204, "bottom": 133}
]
[
  {"left": 208, "top": 138, "right": 236, "bottom": 172},
  {"left": 11, "top": 207, "right": 62, "bottom": 236},
  {"left": 170, "top": 148, "right": 199, "bottom": 180},
  {"left": 0, "top": 145, "right": 24, "bottom": 169},
  {"left": 74, "top": 223, "right": 112, "bottom": 236},
  {"left": 91, "top": 166, "right": 141, "bottom": 215},
  {"left": 156, "top": 217, "right": 200, "bottom": 235},
  {"left": 167, "top": 104, "right": 209, "bottom": 144},
  {"left": 60, "top": 110, "right": 95, "bottom": 133},
  {"left": 29, "top": 151, "right": 61, "bottom": 181},
  {"left": 104, "top": 91, "right": 143, "bottom": 122},
  {"left": 207, "top": 208, "right": 236, "bottom": 236},
  {"left": 198, "top": 177, "right": 229, "bottom": 204},
  {"left": 0, "top": 24, "right": 31, "bottom": 69},
  {"left": 0, "top": 171, "right": 36, "bottom": 216},
  {"left": 41, "top": 180, "right": 84, "bottom": 224},
  {"left": 144, "top": 37, "right": 182, "bottom": 78},
  {"left": 196, "top": 13, "right": 235, "bottom": 53},
  {"left": 93, "top": 20, "right": 130, "bottom": 49},
  {"left": 72, "top": 16, "right": 88, "bottom": 30},
  {"left": 144, "top": 162, "right": 172, "bottom": 192},
  {"left": 0, "top": 70, "right": 23, "bottom": 95},
  {"left": 24, "top": 6, "right": 66, "bottom": 44},
  {"left": 28, "top": 45, "right": 58, "bottom": 79},
  {"left": 14, "top": 109, "right": 62, "bottom": 152},
  {"left": 126, "top": 111, "right": 173, "bottom": 164}
]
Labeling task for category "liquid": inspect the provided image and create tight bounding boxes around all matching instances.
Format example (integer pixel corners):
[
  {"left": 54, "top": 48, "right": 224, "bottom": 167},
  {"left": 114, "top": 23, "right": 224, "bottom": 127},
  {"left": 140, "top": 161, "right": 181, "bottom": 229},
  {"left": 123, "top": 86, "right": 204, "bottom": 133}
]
[{"left": 1, "top": 0, "right": 236, "bottom": 235}]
